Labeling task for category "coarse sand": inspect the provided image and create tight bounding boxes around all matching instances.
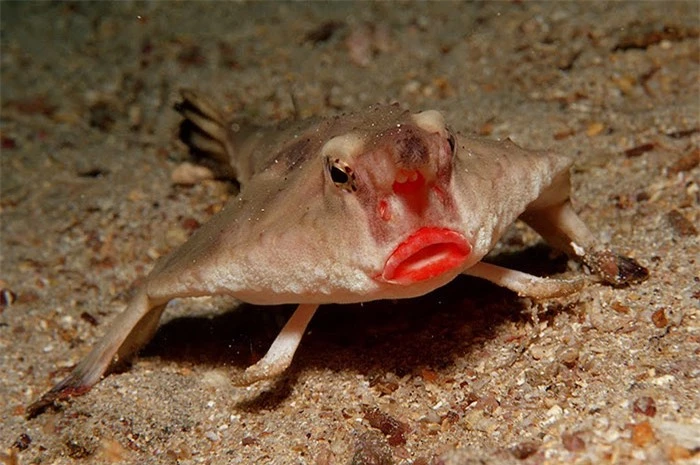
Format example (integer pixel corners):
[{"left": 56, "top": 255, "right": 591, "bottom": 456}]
[{"left": 1, "top": 2, "right": 698, "bottom": 464}]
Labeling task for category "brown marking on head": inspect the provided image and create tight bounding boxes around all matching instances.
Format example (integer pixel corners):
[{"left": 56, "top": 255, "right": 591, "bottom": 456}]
[
  {"left": 272, "top": 137, "right": 316, "bottom": 171},
  {"left": 370, "top": 125, "right": 431, "bottom": 171},
  {"left": 395, "top": 128, "right": 429, "bottom": 169}
]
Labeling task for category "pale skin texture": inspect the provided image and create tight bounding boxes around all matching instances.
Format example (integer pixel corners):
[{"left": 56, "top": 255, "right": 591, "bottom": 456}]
[{"left": 27, "top": 91, "right": 648, "bottom": 417}]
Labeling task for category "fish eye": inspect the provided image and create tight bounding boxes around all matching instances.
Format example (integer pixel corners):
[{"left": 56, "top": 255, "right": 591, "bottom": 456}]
[
  {"left": 330, "top": 165, "right": 349, "bottom": 184},
  {"left": 447, "top": 131, "right": 456, "bottom": 155},
  {"left": 326, "top": 157, "right": 357, "bottom": 192}
]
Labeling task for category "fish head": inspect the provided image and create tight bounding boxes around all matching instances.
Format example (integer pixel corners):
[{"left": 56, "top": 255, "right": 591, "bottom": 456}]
[{"left": 318, "top": 106, "right": 470, "bottom": 288}]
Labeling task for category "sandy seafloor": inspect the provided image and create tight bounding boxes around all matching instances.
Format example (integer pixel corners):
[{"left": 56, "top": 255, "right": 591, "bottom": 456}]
[{"left": 1, "top": 2, "right": 699, "bottom": 464}]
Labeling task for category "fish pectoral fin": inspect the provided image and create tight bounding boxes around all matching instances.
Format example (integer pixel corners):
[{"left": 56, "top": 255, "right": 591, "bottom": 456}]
[
  {"left": 521, "top": 201, "right": 649, "bottom": 288},
  {"left": 231, "top": 303, "right": 319, "bottom": 386},
  {"left": 27, "top": 290, "right": 166, "bottom": 419},
  {"left": 463, "top": 261, "right": 588, "bottom": 299},
  {"left": 581, "top": 248, "right": 649, "bottom": 287}
]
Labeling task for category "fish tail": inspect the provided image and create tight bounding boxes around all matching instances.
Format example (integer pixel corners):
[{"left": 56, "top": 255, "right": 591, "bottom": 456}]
[{"left": 175, "top": 89, "right": 239, "bottom": 180}]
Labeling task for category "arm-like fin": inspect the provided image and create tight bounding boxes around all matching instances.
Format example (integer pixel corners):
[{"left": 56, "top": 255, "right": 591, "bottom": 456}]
[
  {"left": 579, "top": 248, "right": 650, "bottom": 287},
  {"left": 26, "top": 290, "right": 166, "bottom": 418},
  {"left": 521, "top": 200, "right": 649, "bottom": 287},
  {"left": 231, "top": 304, "right": 319, "bottom": 386},
  {"left": 464, "top": 261, "right": 588, "bottom": 299}
]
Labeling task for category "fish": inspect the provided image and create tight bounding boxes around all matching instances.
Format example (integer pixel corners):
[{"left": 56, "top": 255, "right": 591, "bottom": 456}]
[{"left": 27, "top": 90, "right": 648, "bottom": 417}]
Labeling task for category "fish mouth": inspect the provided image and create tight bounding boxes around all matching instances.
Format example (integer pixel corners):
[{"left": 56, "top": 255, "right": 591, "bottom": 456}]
[{"left": 380, "top": 227, "right": 471, "bottom": 284}]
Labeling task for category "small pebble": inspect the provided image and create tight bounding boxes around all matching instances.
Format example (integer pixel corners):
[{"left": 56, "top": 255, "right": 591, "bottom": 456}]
[
  {"left": 171, "top": 162, "right": 215, "bottom": 185},
  {"left": 651, "top": 308, "right": 669, "bottom": 328},
  {"left": 633, "top": 396, "right": 657, "bottom": 417},
  {"left": 586, "top": 122, "right": 604, "bottom": 136},
  {"left": 241, "top": 436, "right": 257, "bottom": 446},
  {"left": 12, "top": 433, "right": 31, "bottom": 451},
  {"left": 509, "top": 441, "right": 539, "bottom": 460},
  {"left": 561, "top": 431, "right": 586, "bottom": 452},
  {"left": 351, "top": 431, "right": 392, "bottom": 465},
  {"left": 630, "top": 421, "right": 655, "bottom": 447},
  {"left": 666, "top": 210, "right": 698, "bottom": 237}
]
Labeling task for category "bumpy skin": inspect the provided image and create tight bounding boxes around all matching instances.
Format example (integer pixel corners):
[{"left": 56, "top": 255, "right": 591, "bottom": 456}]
[{"left": 27, "top": 91, "right": 648, "bottom": 418}]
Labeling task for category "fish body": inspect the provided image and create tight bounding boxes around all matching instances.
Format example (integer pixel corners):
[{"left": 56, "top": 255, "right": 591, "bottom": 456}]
[
  {"left": 27, "top": 91, "right": 648, "bottom": 417},
  {"left": 162, "top": 98, "right": 569, "bottom": 304}
]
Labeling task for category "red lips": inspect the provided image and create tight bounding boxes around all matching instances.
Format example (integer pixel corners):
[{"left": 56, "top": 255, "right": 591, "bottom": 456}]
[{"left": 381, "top": 227, "right": 471, "bottom": 284}]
